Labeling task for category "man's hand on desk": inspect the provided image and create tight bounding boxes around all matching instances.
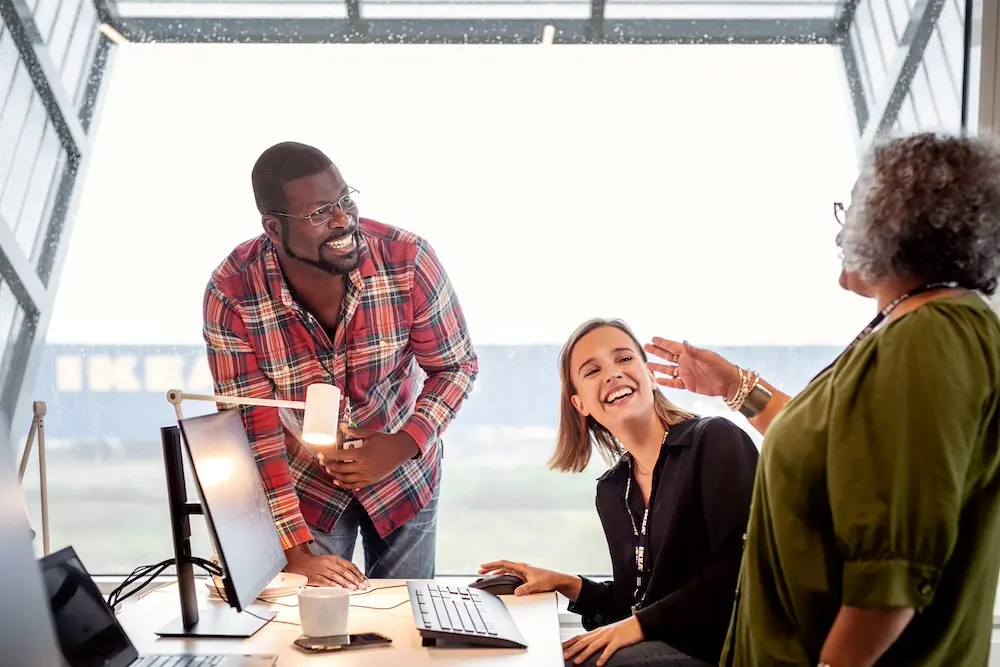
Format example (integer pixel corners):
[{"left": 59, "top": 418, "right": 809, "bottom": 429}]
[
  {"left": 284, "top": 544, "right": 370, "bottom": 590},
  {"left": 318, "top": 427, "right": 419, "bottom": 489}
]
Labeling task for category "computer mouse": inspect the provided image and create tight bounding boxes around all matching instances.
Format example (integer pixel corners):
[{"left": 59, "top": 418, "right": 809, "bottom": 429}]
[{"left": 468, "top": 574, "right": 525, "bottom": 596}]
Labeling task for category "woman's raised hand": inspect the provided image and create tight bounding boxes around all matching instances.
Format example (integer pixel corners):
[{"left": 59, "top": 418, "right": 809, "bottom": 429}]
[{"left": 644, "top": 337, "right": 740, "bottom": 399}]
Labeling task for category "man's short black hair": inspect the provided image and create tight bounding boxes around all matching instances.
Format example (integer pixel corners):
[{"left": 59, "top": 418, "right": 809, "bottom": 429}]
[{"left": 251, "top": 142, "right": 333, "bottom": 214}]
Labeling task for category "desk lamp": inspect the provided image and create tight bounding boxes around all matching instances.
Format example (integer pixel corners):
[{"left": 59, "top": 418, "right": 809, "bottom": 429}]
[{"left": 166, "top": 383, "right": 341, "bottom": 446}]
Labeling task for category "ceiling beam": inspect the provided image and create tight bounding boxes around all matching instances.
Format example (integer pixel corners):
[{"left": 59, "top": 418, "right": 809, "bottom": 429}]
[{"left": 114, "top": 16, "right": 838, "bottom": 44}]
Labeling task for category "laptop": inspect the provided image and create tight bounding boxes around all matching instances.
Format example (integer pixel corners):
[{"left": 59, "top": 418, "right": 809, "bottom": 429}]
[{"left": 40, "top": 546, "right": 278, "bottom": 667}]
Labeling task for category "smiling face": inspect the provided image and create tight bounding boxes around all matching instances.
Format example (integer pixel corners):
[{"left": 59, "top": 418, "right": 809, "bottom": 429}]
[
  {"left": 264, "top": 165, "right": 361, "bottom": 275},
  {"left": 568, "top": 325, "right": 657, "bottom": 434}
]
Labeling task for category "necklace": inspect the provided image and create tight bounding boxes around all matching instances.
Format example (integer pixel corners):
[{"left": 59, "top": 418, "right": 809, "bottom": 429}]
[
  {"left": 848, "top": 281, "right": 957, "bottom": 349},
  {"left": 812, "top": 281, "right": 958, "bottom": 382}
]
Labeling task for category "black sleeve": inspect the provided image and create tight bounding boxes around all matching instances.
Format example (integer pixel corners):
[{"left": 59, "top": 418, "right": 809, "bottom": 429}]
[
  {"left": 633, "top": 417, "right": 757, "bottom": 639},
  {"left": 566, "top": 492, "right": 621, "bottom": 629},
  {"left": 566, "top": 577, "right": 618, "bottom": 630}
]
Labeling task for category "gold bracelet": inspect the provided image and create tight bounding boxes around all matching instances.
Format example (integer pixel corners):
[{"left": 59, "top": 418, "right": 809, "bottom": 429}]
[
  {"left": 739, "top": 380, "right": 773, "bottom": 418},
  {"left": 724, "top": 367, "right": 752, "bottom": 411}
]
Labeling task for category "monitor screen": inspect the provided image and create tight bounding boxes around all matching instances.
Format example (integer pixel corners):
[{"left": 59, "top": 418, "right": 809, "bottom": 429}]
[
  {"left": 40, "top": 548, "right": 138, "bottom": 667},
  {"left": 179, "top": 410, "right": 286, "bottom": 611},
  {"left": 0, "top": 428, "right": 65, "bottom": 667}
]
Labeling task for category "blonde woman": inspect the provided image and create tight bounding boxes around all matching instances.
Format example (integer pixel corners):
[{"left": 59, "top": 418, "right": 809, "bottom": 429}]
[{"left": 481, "top": 319, "right": 758, "bottom": 667}]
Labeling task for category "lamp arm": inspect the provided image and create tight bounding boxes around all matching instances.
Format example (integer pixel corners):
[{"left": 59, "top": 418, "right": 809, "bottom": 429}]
[{"left": 166, "top": 389, "right": 306, "bottom": 411}]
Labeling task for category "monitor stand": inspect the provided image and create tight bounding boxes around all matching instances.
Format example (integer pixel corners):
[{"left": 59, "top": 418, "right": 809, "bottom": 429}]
[
  {"left": 156, "top": 605, "right": 274, "bottom": 639},
  {"left": 155, "top": 425, "right": 277, "bottom": 639}
]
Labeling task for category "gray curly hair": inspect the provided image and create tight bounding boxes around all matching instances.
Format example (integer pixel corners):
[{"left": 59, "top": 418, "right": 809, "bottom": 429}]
[{"left": 838, "top": 132, "right": 1000, "bottom": 296}]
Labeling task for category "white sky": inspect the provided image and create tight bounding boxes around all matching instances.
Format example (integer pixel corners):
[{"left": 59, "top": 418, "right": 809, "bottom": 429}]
[{"left": 47, "top": 43, "right": 869, "bottom": 347}]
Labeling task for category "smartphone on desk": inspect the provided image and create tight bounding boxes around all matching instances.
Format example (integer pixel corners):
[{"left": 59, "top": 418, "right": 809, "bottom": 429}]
[{"left": 294, "top": 633, "right": 392, "bottom": 653}]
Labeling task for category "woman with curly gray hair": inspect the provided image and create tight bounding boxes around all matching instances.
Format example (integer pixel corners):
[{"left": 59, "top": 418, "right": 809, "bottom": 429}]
[{"left": 644, "top": 132, "right": 1000, "bottom": 667}]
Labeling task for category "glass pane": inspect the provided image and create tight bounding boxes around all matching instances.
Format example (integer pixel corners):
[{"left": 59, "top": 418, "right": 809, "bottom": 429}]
[
  {"left": 25, "top": 149, "right": 67, "bottom": 266},
  {"left": 49, "top": 0, "right": 84, "bottom": 67},
  {"left": 855, "top": 0, "right": 889, "bottom": 93},
  {"left": 0, "top": 281, "right": 19, "bottom": 368},
  {"left": 897, "top": 90, "right": 919, "bottom": 131},
  {"left": 936, "top": 0, "right": 965, "bottom": 100},
  {"left": 907, "top": 62, "right": 937, "bottom": 128},
  {"left": 62, "top": 2, "right": 97, "bottom": 103},
  {"left": 46, "top": 44, "right": 864, "bottom": 574},
  {"left": 604, "top": 0, "right": 840, "bottom": 20},
  {"left": 15, "top": 124, "right": 64, "bottom": 262},
  {"left": 0, "top": 29, "right": 16, "bottom": 99},
  {"left": 68, "top": 12, "right": 99, "bottom": 106},
  {"left": 0, "top": 94, "right": 46, "bottom": 233},
  {"left": 115, "top": 1, "right": 348, "bottom": 18},
  {"left": 849, "top": 21, "right": 878, "bottom": 110},
  {"left": 868, "top": 0, "right": 898, "bottom": 57},
  {"left": 883, "top": 0, "right": 908, "bottom": 42},
  {"left": 365, "top": 0, "right": 589, "bottom": 19},
  {"left": 882, "top": 0, "right": 964, "bottom": 136},
  {"left": 0, "top": 66, "right": 34, "bottom": 202},
  {"left": 923, "top": 30, "right": 960, "bottom": 130},
  {"left": 33, "top": 0, "right": 62, "bottom": 44}
]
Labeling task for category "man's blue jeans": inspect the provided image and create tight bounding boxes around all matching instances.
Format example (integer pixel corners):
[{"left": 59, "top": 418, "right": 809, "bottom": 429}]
[{"left": 308, "top": 483, "right": 439, "bottom": 579}]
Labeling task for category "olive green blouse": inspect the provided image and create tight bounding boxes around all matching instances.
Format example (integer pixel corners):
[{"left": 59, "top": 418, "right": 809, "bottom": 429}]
[{"left": 721, "top": 293, "right": 1000, "bottom": 666}]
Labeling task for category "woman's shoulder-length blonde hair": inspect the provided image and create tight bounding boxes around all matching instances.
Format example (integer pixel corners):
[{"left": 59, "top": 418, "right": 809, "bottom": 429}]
[{"left": 548, "top": 318, "right": 695, "bottom": 474}]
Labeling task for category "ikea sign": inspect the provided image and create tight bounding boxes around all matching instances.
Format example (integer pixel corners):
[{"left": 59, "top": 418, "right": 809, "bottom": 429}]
[{"left": 53, "top": 352, "right": 215, "bottom": 394}]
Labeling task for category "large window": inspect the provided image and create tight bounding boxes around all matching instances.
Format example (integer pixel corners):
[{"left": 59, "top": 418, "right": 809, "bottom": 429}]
[
  {"left": 4, "top": 0, "right": 976, "bottom": 578},
  {"left": 25, "top": 43, "right": 864, "bottom": 575}
]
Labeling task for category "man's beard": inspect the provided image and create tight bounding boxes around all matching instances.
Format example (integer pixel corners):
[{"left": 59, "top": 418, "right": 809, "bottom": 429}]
[{"left": 281, "top": 219, "right": 361, "bottom": 275}]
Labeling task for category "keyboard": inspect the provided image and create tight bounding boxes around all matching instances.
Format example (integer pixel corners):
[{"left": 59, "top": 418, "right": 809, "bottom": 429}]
[
  {"left": 407, "top": 581, "right": 528, "bottom": 649},
  {"left": 135, "top": 657, "right": 226, "bottom": 666}
]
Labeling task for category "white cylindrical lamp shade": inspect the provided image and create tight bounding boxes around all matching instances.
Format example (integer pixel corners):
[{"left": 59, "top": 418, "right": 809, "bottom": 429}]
[{"left": 302, "top": 384, "right": 340, "bottom": 446}]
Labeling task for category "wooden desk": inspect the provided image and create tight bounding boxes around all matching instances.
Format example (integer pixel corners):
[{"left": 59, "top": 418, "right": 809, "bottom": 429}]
[{"left": 118, "top": 580, "right": 564, "bottom": 666}]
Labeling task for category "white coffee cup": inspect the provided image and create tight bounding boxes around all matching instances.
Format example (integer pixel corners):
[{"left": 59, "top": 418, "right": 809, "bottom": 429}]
[{"left": 298, "top": 587, "right": 351, "bottom": 637}]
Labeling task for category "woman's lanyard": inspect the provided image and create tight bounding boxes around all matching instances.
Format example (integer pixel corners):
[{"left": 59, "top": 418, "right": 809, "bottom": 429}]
[
  {"left": 811, "top": 281, "right": 957, "bottom": 381},
  {"left": 624, "top": 429, "right": 668, "bottom": 614}
]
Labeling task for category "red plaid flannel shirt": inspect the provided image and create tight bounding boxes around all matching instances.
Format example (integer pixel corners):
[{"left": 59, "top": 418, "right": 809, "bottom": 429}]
[{"left": 202, "top": 219, "right": 477, "bottom": 549}]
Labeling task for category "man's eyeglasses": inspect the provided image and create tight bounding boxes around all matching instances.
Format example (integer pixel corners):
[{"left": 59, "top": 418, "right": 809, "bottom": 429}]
[
  {"left": 267, "top": 187, "right": 359, "bottom": 227},
  {"left": 833, "top": 201, "right": 846, "bottom": 226}
]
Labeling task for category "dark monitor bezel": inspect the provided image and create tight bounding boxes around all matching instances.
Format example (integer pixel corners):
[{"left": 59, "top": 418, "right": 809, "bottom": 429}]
[{"left": 178, "top": 410, "right": 286, "bottom": 612}]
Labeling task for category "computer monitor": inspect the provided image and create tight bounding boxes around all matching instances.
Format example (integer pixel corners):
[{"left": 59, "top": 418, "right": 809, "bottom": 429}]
[
  {"left": 155, "top": 410, "right": 286, "bottom": 638},
  {"left": 0, "top": 426, "right": 65, "bottom": 667}
]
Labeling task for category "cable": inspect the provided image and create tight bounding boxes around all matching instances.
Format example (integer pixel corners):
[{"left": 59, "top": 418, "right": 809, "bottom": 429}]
[
  {"left": 206, "top": 577, "right": 300, "bottom": 627},
  {"left": 110, "top": 557, "right": 409, "bottom": 625},
  {"left": 351, "top": 583, "right": 409, "bottom": 596},
  {"left": 238, "top": 582, "right": 412, "bottom": 627},
  {"left": 350, "top": 598, "right": 409, "bottom": 611},
  {"left": 106, "top": 556, "right": 222, "bottom": 609}
]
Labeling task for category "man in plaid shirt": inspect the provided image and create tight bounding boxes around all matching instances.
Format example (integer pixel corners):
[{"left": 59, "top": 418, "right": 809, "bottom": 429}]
[{"left": 203, "top": 142, "right": 478, "bottom": 586}]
